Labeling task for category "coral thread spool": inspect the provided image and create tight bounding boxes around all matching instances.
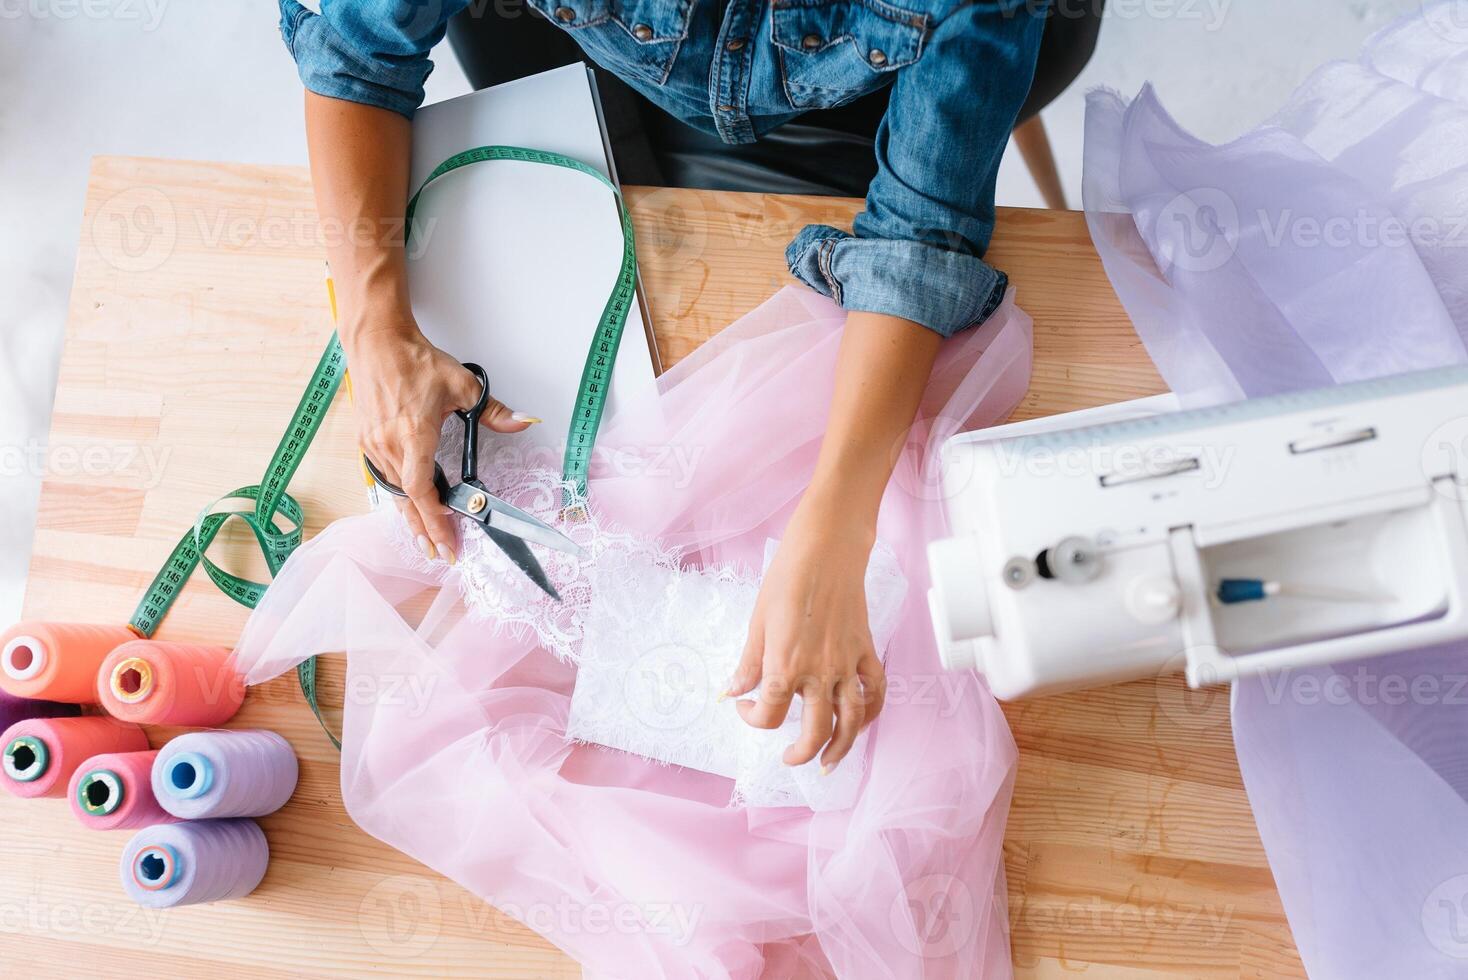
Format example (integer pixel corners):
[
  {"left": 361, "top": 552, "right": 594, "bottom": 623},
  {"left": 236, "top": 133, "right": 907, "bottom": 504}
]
[
  {"left": 0, "top": 622, "right": 137, "bottom": 702},
  {"left": 98, "top": 640, "right": 245, "bottom": 726},
  {"left": 1, "top": 716, "right": 148, "bottom": 799},
  {"left": 120, "top": 819, "right": 269, "bottom": 908},
  {"left": 153, "top": 730, "right": 298, "bottom": 820},
  {"left": 0, "top": 689, "right": 80, "bottom": 731},
  {"left": 69, "top": 750, "right": 176, "bottom": 831}
]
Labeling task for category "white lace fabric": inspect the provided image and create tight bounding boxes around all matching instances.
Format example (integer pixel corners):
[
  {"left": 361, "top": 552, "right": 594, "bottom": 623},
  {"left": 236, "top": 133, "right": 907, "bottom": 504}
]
[
  {"left": 568, "top": 540, "right": 907, "bottom": 811},
  {"left": 383, "top": 452, "right": 681, "bottom": 655},
  {"left": 383, "top": 447, "right": 909, "bottom": 811}
]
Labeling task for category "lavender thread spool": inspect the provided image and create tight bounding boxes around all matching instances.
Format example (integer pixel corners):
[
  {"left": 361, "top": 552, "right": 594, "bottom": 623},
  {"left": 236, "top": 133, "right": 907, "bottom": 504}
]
[
  {"left": 152, "top": 730, "right": 298, "bottom": 820},
  {"left": 0, "top": 689, "right": 79, "bottom": 732},
  {"left": 120, "top": 819, "right": 269, "bottom": 908}
]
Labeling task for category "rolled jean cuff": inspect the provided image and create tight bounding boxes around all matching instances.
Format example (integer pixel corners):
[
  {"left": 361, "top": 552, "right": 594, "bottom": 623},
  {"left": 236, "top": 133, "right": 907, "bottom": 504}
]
[
  {"left": 785, "top": 225, "right": 1009, "bottom": 338},
  {"left": 279, "top": 0, "right": 430, "bottom": 120}
]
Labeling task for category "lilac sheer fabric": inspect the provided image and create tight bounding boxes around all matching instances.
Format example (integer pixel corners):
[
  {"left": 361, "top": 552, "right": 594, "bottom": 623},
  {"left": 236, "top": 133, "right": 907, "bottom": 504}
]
[
  {"left": 1084, "top": 4, "right": 1468, "bottom": 974},
  {"left": 233, "top": 286, "right": 1034, "bottom": 978}
]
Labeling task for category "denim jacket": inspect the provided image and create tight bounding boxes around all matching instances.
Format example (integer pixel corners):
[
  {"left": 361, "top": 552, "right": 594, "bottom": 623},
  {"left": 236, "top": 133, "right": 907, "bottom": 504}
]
[{"left": 279, "top": 0, "right": 1046, "bottom": 337}]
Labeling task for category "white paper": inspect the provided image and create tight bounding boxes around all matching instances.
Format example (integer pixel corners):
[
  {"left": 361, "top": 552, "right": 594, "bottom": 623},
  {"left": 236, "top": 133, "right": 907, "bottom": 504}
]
[{"left": 407, "top": 65, "right": 657, "bottom": 457}]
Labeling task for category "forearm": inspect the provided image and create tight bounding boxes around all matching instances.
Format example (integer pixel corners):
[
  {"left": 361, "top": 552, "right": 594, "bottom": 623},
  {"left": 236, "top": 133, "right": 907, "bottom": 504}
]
[
  {"left": 802, "top": 310, "right": 942, "bottom": 532},
  {"left": 304, "top": 90, "right": 417, "bottom": 348},
  {"left": 304, "top": 91, "right": 503, "bottom": 558},
  {"left": 739, "top": 309, "right": 935, "bottom": 756}
]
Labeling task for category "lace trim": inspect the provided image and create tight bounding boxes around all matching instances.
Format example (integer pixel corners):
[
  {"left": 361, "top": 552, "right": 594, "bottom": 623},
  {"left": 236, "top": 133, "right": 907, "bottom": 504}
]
[
  {"left": 380, "top": 426, "right": 909, "bottom": 811},
  {"left": 383, "top": 440, "right": 682, "bottom": 658}
]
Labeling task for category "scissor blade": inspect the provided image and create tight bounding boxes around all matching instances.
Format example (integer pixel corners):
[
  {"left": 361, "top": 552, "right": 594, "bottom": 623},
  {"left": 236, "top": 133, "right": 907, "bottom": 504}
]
[
  {"left": 442, "top": 483, "right": 581, "bottom": 555},
  {"left": 483, "top": 524, "right": 560, "bottom": 601},
  {"left": 483, "top": 507, "right": 585, "bottom": 557}
]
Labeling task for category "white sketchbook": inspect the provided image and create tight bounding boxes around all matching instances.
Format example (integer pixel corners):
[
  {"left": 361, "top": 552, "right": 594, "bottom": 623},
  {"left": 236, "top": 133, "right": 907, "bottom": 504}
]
[{"left": 407, "top": 65, "right": 658, "bottom": 457}]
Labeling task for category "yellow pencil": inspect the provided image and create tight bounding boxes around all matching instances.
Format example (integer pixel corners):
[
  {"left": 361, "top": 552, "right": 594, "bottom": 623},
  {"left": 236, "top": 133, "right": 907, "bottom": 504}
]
[{"left": 325, "top": 262, "right": 377, "bottom": 491}]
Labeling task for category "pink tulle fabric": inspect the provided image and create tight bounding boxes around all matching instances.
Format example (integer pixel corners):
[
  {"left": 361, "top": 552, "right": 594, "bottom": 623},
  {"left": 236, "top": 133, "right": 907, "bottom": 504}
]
[{"left": 232, "top": 285, "right": 1034, "bottom": 978}]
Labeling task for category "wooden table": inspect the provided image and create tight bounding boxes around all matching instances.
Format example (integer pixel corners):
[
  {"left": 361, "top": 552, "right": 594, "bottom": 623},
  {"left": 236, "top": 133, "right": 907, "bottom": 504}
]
[{"left": 6, "top": 155, "right": 1304, "bottom": 977}]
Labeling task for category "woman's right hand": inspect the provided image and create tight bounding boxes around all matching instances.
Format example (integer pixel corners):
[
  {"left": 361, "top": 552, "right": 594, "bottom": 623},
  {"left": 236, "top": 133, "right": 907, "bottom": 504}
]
[
  {"left": 346, "top": 324, "right": 538, "bottom": 563},
  {"left": 301, "top": 94, "right": 537, "bottom": 560}
]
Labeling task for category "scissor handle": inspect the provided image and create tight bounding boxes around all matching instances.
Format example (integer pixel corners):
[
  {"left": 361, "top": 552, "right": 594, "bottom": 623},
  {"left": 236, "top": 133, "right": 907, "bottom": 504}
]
[
  {"left": 364, "top": 362, "right": 486, "bottom": 497},
  {"left": 362, "top": 453, "right": 452, "bottom": 501},
  {"left": 455, "top": 362, "right": 490, "bottom": 485},
  {"left": 361, "top": 452, "right": 397, "bottom": 495}
]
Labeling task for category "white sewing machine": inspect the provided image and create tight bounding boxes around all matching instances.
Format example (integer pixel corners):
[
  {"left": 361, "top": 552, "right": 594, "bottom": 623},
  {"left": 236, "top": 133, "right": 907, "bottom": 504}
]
[{"left": 927, "top": 366, "right": 1468, "bottom": 699}]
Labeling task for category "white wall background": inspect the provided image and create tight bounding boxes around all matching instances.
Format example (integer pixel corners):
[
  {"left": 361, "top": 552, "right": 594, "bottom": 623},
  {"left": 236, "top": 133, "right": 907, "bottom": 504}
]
[{"left": 0, "top": 0, "right": 1423, "bottom": 621}]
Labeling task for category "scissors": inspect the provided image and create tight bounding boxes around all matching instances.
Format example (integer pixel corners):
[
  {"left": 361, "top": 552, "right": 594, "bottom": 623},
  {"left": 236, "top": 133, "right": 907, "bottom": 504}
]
[{"left": 362, "top": 362, "right": 585, "bottom": 600}]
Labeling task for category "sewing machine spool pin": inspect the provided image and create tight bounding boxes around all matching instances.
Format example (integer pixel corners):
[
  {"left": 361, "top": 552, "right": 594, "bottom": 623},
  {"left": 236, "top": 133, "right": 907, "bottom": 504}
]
[{"left": 1034, "top": 536, "right": 1103, "bottom": 584}]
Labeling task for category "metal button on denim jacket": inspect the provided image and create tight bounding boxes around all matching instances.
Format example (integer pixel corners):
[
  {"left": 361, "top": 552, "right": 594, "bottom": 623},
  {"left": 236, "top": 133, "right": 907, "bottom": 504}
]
[{"left": 280, "top": 0, "right": 1047, "bottom": 336}]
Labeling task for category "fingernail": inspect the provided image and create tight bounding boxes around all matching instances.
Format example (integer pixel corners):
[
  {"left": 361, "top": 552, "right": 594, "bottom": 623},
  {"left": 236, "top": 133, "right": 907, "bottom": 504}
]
[
  {"left": 416, "top": 535, "right": 433, "bottom": 559},
  {"left": 820, "top": 763, "right": 833, "bottom": 776},
  {"left": 511, "top": 413, "right": 543, "bottom": 424},
  {"left": 437, "top": 543, "right": 456, "bottom": 565},
  {"left": 716, "top": 691, "right": 728, "bottom": 704}
]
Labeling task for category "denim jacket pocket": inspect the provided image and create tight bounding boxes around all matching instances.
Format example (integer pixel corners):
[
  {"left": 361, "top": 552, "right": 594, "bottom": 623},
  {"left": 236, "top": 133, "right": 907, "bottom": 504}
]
[
  {"left": 529, "top": 0, "right": 692, "bottom": 85},
  {"left": 771, "top": 0, "right": 929, "bottom": 110}
]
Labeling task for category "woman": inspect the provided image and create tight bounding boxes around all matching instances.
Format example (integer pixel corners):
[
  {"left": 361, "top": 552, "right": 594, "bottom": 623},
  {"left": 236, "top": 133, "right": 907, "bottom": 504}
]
[{"left": 278, "top": 0, "right": 1045, "bottom": 774}]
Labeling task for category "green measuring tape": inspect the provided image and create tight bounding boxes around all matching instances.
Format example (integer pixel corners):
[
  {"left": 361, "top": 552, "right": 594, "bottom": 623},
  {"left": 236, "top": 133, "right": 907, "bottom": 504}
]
[
  {"left": 406, "top": 146, "right": 638, "bottom": 509},
  {"left": 127, "top": 146, "right": 638, "bottom": 746}
]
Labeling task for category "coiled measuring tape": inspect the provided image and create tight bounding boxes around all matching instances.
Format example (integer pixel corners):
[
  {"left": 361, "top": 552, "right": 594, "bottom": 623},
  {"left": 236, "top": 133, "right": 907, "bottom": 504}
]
[{"left": 127, "top": 146, "right": 638, "bottom": 746}]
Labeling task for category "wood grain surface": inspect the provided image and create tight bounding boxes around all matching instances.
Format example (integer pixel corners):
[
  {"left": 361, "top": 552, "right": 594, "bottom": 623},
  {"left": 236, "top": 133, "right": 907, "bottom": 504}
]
[{"left": 5, "top": 155, "right": 1302, "bottom": 977}]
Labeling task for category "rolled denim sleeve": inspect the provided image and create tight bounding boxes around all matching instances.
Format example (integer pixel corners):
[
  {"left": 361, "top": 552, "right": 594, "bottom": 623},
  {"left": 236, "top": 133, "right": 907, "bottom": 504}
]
[
  {"left": 786, "top": 1, "right": 1047, "bottom": 337},
  {"left": 278, "top": 0, "right": 468, "bottom": 118}
]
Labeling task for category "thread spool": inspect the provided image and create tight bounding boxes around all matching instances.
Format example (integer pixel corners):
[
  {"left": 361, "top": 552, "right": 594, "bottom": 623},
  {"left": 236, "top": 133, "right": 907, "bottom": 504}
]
[
  {"left": 68, "top": 750, "right": 176, "bottom": 831},
  {"left": 1, "top": 716, "right": 148, "bottom": 799},
  {"left": 0, "top": 621, "right": 137, "bottom": 702},
  {"left": 120, "top": 819, "right": 269, "bottom": 908},
  {"left": 0, "top": 689, "right": 80, "bottom": 732},
  {"left": 97, "top": 640, "right": 245, "bottom": 726},
  {"left": 153, "top": 730, "right": 298, "bottom": 819}
]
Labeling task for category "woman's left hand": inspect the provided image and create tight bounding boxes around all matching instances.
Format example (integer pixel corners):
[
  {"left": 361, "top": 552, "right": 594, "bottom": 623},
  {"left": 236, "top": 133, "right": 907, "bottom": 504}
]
[
  {"left": 725, "top": 495, "right": 887, "bottom": 773},
  {"left": 724, "top": 308, "right": 937, "bottom": 772}
]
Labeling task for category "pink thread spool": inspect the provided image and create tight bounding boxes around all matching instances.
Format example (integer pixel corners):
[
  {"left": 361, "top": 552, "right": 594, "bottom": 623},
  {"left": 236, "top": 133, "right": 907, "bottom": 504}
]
[
  {"left": 120, "top": 819, "right": 269, "bottom": 908},
  {"left": 2, "top": 716, "right": 148, "bottom": 799},
  {"left": 152, "top": 730, "right": 298, "bottom": 820},
  {"left": 69, "top": 750, "right": 175, "bottom": 831},
  {"left": 0, "top": 621, "right": 137, "bottom": 702},
  {"left": 98, "top": 640, "right": 245, "bottom": 727}
]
